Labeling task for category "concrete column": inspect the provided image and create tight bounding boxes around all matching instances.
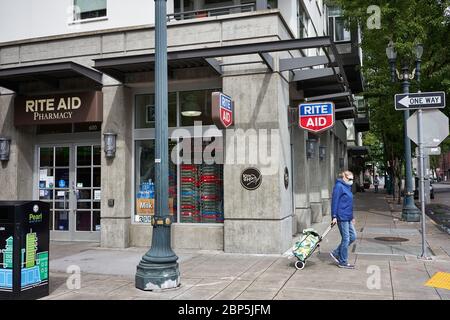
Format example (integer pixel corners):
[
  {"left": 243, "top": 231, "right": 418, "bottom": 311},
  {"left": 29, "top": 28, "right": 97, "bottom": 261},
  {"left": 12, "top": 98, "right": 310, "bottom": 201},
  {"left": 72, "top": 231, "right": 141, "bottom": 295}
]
[
  {"left": 223, "top": 72, "right": 292, "bottom": 254},
  {"left": 308, "top": 134, "right": 322, "bottom": 223},
  {"left": 329, "top": 131, "right": 336, "bottom": 198},
  {"left": 0, "top": 92, "right": 34, "bottom": 201},
  {"left": 292, "top": 127, "right": 311, "bottom": 232},
  {"left": 320, "top": 131, "right": 332, "bottom": 217},
  {"left": 100, "top": 85, "right": 132, "bottom": 248}
]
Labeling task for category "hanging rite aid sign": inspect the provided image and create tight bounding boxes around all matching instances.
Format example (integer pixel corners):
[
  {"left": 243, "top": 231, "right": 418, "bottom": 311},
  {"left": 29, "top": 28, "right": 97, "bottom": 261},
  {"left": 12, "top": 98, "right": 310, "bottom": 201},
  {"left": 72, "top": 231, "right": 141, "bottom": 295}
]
[
  {"left": 14, "top": 91, "right": 103, "bottom": 126},
  {"left": 299, "top": 102, "right": 335, "bottom": 133},
  {"left": 212, "top": 92, "right": 234, "bottom": 129}
]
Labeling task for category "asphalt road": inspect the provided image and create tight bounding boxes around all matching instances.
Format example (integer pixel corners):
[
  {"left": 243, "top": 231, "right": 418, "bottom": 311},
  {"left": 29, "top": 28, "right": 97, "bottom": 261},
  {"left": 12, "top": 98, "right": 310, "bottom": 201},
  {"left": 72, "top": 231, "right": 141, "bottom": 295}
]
[
  {"left": 427, "top": 183, "right": 450, "bottom": 232},
  {"left": 432, "top": 183, "right": 450, "bottom": 206}
]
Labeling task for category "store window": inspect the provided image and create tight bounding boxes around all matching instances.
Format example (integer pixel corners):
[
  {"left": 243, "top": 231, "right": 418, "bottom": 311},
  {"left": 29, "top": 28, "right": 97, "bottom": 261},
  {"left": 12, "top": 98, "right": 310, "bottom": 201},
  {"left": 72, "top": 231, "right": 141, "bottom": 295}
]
[
  {"left": 179, "top": 138, "right": 224, "bottom": 223},
  {"left": 74, "top": 0, "right": 107, "bottom": 20},
  {"left": 135, "top": 93, "right": 177, "bottom": 128},
  {"left": 135, "top": 140, "right": 178, "bottom": 223},
  {"left": 180, "top": 89, "right": 215, "bottom": 126},
  {"left": 133, "top": 88, "right": 224, "bottom": 224}
]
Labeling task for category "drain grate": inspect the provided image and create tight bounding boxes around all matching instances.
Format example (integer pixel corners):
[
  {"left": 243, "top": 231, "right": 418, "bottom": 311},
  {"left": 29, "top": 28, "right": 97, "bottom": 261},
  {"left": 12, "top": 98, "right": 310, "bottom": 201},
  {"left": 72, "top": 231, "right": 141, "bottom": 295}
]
[{"left": 374, "top": 236, "right": 409, "bottom": 242}]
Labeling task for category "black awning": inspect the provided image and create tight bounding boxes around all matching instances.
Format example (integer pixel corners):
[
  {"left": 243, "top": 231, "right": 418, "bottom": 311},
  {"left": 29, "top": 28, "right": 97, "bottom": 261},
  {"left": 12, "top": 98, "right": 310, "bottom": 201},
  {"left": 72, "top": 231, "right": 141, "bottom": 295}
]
[
  {"left": 94, "top": 55, "right": 217, "bottom": 82},
  {"left": 0, "top": 61, "right": 103, "bottom": 92}
]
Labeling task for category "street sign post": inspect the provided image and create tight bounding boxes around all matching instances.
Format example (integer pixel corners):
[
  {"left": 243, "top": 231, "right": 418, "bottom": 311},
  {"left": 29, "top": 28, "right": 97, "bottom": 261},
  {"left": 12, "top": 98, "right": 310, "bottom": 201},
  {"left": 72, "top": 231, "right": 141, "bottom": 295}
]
[
  {"left": 397, "top": 90, "right": 447, "bottom": 260},
  {"left": 299, "top": 102, "right": 334, "bottom": 133},
  {"left": 395, "top": 91, "right": 445, "bottom": 110}
]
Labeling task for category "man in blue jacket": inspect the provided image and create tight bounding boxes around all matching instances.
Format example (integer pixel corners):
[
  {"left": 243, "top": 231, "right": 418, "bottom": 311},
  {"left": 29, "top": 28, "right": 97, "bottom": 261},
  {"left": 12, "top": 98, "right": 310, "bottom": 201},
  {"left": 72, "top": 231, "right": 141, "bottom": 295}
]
[{"left": 329, "top": 170, "right": 357, "bottom": 269}]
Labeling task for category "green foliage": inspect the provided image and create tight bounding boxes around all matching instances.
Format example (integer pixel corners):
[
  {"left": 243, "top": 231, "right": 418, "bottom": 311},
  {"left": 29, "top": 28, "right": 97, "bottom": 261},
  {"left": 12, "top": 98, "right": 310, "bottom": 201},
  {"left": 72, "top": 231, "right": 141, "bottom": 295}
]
[{"left": 330, "top": 0, "right": 450, "bottom": 168}]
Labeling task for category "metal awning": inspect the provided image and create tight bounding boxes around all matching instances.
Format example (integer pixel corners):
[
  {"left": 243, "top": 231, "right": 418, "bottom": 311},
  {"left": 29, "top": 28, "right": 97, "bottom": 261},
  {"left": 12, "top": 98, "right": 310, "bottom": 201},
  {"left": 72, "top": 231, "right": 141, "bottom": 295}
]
[
  {"left": 94, "top": 36, "right": 361, "bottom": 119},
  {"left": 0, "top": 61, "right": 103, "bottom": 92}
]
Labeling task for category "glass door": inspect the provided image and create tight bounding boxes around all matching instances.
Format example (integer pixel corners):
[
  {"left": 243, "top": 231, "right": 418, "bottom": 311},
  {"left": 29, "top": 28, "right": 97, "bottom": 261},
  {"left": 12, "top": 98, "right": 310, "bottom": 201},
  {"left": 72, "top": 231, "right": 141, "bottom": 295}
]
[
  {"left": 75, "top": 145, "right": 101, "bottom": 237},
  {"left": 37, "top": 144, "right": 101, "bottom": 241}
]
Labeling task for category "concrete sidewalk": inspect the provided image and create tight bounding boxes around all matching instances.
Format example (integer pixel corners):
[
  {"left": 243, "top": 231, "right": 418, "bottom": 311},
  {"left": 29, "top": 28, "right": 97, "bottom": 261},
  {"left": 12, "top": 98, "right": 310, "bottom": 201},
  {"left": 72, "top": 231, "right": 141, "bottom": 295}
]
[{"left": 43, "top": 190, "right": 450, "bottom": 300}]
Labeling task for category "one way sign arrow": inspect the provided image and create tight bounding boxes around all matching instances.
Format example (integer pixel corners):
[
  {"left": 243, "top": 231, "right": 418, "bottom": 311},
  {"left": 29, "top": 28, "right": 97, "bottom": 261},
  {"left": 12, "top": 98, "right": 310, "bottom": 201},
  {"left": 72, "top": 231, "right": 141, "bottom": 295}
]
[{"left": 395, "top": 91, "right": 446, "bottom": 110}]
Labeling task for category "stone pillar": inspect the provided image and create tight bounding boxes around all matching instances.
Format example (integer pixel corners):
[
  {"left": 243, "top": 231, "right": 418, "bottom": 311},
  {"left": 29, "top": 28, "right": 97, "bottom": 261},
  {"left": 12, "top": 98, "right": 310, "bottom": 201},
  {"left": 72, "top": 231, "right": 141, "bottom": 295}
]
[
  {"left": 320, "top": 131, "right": 332, "bottom": 217},
  {"left": 0, "top": 91, "right": 34, "bottom": 201},
  {"left": 308, "top": 134, "right": 322, "bottom": 223},
  {"left": 223, "top": 72, "right": 293, "bottom": 254},
  {"left": 101, "top": 85, "right": 132, "bottom": 248},
  {"left": 292, "top": 127, "right": 311, "bottom": 232}
]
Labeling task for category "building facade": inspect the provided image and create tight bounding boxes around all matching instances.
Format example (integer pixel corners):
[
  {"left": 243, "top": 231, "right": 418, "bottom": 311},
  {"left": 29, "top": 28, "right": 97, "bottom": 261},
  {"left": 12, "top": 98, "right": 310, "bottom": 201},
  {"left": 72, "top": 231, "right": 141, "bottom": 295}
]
[{"left": 0, "top": 0, "right": 365, "bottom": 254}]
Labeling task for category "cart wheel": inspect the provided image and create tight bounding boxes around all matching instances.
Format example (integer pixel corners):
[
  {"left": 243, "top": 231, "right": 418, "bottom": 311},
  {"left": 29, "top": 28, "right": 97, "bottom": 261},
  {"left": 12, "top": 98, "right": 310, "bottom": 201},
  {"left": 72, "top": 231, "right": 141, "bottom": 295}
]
[{"left": 295, "top": 261, "right": 305, "bottom": 270}]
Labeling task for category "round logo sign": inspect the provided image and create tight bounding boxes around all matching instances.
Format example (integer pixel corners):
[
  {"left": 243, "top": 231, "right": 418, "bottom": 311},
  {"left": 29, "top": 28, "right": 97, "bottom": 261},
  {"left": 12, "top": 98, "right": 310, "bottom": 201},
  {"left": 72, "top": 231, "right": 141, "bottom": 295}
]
[
  {"left": 284, "top": 167, "right": 289, "bottom": 189},
  {"left": 33, "top": 205, "right": 39, "bottom": 213},
  {"left": 240, "top": 167, "right": 262, "bottom": 191}
]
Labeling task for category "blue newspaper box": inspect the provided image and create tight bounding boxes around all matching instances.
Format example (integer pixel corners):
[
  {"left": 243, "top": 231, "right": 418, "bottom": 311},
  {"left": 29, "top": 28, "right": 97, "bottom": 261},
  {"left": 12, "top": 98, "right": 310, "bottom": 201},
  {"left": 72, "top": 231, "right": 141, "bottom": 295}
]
[{"left": 0, "top": 201, "right": 49, "bottom": 300}]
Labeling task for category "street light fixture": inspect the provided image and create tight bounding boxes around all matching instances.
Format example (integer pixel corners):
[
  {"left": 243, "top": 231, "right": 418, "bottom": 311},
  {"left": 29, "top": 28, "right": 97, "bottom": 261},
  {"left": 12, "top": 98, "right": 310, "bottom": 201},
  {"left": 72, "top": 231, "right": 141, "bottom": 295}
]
[
  {"left": 385, "top": 41, "right": 421, "bottom": 222},
  {"left": 135, "top": 0, "right": 180, "bottom": 291}
]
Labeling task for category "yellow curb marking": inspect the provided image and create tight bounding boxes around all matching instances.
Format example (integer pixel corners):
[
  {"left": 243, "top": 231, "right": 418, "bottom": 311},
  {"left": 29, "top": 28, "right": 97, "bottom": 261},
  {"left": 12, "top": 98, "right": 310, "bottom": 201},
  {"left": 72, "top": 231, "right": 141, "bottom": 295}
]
[{"left": 424, "top": 272, "right": 450, "bottom": 290}]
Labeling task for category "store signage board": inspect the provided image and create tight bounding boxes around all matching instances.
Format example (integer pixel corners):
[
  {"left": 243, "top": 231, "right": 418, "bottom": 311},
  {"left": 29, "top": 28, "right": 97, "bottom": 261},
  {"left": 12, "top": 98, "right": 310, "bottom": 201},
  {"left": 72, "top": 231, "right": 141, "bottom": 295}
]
[
  {"left": 212, "top": 92, "right": 234, "bottom": 129},
  {"left": 395, "top": 92, "right": 445, "bottom": 110},
  {"left": 14, "top": 91, "right": 103, "bottom": 126},
  {"left": 299, "top": 102, "right": 334, "bottom": 133},
  {"left": 407, "top": 109, "right": 449, "bottom": 147}
]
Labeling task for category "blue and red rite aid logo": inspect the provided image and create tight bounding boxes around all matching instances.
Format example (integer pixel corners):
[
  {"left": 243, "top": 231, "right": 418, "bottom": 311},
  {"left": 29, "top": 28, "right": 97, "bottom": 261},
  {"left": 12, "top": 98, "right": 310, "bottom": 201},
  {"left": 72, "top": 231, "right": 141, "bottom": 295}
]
[
  {"left": 299, "top": 102, "right": 335, "bottom": 133},
  {"left": 212, "top": 92, "right": 234, "bottom": 129}
]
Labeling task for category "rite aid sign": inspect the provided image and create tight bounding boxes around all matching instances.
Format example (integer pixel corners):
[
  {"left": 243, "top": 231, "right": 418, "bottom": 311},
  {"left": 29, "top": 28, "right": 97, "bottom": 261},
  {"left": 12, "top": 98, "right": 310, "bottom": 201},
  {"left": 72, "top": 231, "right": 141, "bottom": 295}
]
[
  {"left": 299, "top": 102, "right": 335, "bottom": 133},
  {"left": 212, "top": 92, "right": 234, "bottom": 129}
]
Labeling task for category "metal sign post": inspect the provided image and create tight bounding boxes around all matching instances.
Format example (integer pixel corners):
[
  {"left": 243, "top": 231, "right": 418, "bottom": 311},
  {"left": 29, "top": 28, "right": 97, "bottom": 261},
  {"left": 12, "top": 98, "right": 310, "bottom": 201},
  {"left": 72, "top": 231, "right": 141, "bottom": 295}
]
[
  {"left": 402, "top": 92, "right": 448, "bottom": 260},
  {"left": 416, "top": 108, "right": 430, "bottom": 260}
]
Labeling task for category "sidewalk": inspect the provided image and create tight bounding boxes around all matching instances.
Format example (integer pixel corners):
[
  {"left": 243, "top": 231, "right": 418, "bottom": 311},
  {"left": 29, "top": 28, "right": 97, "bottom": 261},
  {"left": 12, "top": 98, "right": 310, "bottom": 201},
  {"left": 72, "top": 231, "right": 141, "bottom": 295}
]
[{"left": 43, "top": 190, "right": 450, "bottom": 300}]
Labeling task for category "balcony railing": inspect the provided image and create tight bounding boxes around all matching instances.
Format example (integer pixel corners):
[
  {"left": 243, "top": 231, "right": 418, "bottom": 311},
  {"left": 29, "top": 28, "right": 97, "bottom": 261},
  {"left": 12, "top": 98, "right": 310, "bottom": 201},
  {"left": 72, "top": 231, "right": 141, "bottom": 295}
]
[{"left": 168, "top": 3, "right": 256, "bottom": 21}]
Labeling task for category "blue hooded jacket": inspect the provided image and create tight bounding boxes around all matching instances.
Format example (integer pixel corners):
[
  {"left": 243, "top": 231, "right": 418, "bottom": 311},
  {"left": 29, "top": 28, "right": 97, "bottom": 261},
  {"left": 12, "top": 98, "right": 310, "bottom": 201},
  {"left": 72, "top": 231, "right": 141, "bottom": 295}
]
[{"left": 331, "top": 179, "right": 353, "bottom": 221}]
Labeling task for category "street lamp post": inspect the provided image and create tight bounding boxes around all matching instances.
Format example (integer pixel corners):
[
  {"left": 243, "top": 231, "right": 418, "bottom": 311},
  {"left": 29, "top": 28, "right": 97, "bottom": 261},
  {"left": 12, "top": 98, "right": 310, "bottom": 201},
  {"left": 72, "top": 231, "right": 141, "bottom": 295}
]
[
  {"left": 386, "top": 41, "right": 421, "bottom": 222},
  {"left": 135, "top": 0, "right": 180, "bottom": 291}
]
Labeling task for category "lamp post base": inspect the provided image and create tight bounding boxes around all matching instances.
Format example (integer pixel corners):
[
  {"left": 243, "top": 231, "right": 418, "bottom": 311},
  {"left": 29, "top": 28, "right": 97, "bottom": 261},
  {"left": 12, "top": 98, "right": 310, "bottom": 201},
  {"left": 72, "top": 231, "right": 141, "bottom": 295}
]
[
  {"left": 401, "top": 196, "right": 421, "bottom": 222},
  {"left": 135, "top": 260, "right": 180, "bottom": 291}
]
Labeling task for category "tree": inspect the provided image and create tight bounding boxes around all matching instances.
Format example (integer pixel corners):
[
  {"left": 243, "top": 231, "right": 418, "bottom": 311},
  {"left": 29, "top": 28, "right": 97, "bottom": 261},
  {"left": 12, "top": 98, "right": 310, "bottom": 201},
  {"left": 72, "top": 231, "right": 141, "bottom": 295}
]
[{"left": 329, "top": 0, "right": 450, "bottom": 200}]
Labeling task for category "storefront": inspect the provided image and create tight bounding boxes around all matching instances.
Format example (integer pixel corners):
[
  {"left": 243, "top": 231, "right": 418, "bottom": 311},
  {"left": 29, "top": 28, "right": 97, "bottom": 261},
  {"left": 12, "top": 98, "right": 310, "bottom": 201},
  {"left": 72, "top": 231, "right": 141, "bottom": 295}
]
[{"left": 0, "top": 10, "right": 363, "bottom": 253}]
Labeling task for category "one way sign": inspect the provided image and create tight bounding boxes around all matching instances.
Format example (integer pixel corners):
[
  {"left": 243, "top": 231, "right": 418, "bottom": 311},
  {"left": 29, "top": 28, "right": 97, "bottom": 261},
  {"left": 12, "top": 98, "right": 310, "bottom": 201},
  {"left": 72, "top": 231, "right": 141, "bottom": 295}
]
[{"left": 395, "top": 91, "right": 446, "bottom": 110}]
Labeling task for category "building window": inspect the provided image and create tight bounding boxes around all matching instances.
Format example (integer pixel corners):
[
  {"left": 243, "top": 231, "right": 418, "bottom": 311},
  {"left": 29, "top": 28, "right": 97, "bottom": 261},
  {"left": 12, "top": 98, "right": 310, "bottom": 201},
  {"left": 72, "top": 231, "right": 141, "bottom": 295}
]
[
  {"left": 133, "top": 89, "right": 224, "bottom": 224},
  {"left": 328, "top": 6, "right": 351, "bottom": 42},
  {"left": 135, "top": 93, "right": 177, "bottom": 129},
  {"left": 180, "top": 89, "right": 215, "bottom": 126},
  {"left": 297, "top": 3, "right": 309, "bottom": 39},
  {"left": 268, "top": 0, "right": 278, "bottom": 9},
  {"left": 135, "top": 140, "right": 178, "bottom": 223},
  {"left": 74, "top": 0, "right": 107, "bottom": 20}
]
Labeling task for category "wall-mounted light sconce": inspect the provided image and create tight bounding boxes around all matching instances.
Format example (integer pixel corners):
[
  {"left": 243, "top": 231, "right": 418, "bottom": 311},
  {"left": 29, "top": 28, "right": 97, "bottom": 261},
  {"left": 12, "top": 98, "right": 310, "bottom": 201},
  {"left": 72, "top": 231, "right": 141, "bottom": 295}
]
[
  {"left": 0, "top": 137, "right": 11, "bottom": 161},
  {"left": 103, "top": 132, "right": 117, "bottom": 158},
  {"left": 306, "top": 139, "right": 317, "bottom": 159},
  {"left": 319, "top": 145, "right": 327, "bottom": 161}
]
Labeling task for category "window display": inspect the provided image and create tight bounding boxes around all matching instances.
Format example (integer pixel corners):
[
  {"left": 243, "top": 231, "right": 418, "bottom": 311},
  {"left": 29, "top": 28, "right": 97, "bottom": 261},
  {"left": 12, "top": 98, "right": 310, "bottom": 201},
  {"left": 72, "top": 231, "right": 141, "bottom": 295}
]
[
  {"left": 180, "top": 139, "right": 223, "bottom": 223},
  {"left": 135, "top": 140, "right": 178, "bottom": 223}
]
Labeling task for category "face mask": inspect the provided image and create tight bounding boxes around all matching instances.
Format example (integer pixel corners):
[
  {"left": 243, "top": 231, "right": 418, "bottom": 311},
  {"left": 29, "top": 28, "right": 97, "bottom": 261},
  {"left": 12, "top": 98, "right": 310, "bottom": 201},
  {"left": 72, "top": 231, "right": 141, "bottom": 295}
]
[{"left": 346, "top": 180, "right": 354, "bottom": 186}]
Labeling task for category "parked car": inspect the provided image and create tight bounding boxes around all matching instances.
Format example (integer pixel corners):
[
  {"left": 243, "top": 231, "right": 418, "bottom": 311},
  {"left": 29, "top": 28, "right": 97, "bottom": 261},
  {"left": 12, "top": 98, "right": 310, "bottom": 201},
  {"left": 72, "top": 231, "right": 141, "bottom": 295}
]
[{"left": 414, "top": 177, "right": 434, "bottom": 200}]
